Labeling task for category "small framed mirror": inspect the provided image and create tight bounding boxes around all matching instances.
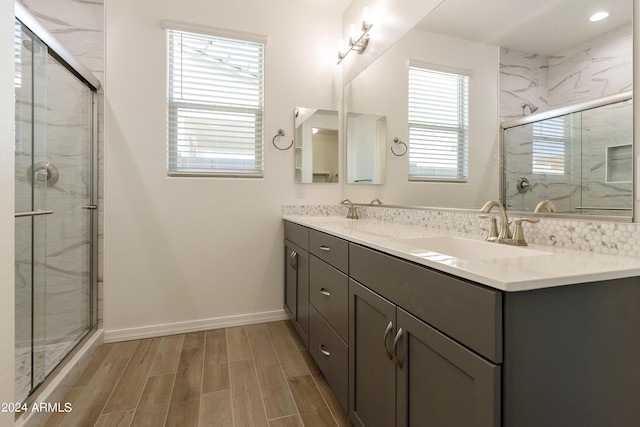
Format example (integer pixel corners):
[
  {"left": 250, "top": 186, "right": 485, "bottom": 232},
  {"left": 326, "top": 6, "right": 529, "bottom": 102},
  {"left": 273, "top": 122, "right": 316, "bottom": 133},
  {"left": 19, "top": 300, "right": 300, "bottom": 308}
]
[
  {"left": 346, "top": 112, "right": 386, "bottom": 184},
  {"left": 294, "top": 108, "right": 339, "bottom": 183}
]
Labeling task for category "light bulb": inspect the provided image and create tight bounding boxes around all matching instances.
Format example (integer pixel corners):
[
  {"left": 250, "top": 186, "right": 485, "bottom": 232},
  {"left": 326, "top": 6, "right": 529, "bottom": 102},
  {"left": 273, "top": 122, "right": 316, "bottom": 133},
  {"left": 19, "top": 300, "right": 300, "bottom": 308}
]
[
  {"left": 362, "top": 6, "right": 371, "bottom": 25},
  {"left": 349, "top": 23, "right": 358, "bottom": 43}
]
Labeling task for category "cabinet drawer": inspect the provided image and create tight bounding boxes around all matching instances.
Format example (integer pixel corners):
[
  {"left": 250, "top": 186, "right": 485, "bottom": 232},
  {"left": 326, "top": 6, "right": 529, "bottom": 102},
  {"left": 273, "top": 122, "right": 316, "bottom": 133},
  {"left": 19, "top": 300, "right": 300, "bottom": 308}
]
[
  {"left": 350, "top": 244, "right": 502, "bottom": 363},
  {"left": 309, "top": 305, "right": 348, "bottom": 412},
  {"left": 310, "top": 256, "right": 348, "bottom": 342},
  {"left": 309, "top": 229, "right": 348, "bottom": 273},
  {"left": 285, "top": 221, "right": 309, "bottom": 249}
]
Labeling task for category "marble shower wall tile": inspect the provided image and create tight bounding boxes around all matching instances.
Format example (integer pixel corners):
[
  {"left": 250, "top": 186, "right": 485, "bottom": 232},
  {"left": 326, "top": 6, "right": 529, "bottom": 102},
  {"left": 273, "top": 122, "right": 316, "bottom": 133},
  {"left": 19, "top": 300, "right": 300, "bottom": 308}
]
[
  {"left": 499, "top": 48, "right": 549, "bottom": 120},
  {"left": 500, "top": 23, "right": 632, "bottom": 120},
  {"left": 548, "top": 24, "right": 632, "bottom": 105}
]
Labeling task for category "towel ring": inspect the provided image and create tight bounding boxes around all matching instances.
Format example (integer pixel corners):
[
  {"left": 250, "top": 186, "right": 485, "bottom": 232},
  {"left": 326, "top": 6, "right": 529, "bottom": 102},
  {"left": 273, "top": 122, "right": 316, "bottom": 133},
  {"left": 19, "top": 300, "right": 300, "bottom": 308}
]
[
  {"left": 391, "top": 137, "right": 407, "bottom": 156},
  {"left": 272, "top": 129, "right": 294, "bottom": 151}
]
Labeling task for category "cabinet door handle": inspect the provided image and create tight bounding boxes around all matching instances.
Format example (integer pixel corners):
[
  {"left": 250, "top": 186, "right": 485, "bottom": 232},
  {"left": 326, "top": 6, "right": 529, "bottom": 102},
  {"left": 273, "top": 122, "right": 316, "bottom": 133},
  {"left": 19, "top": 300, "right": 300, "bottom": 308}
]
[
  {"left": 319, "top": 344, "right": 331, "bottom": 357},
  {"left": 383, "top": 321, "right": 393, "bottom": 360},
  {"left": 320, "top": 288, "right": 331, "bottom": 297},
  {"left": 393, "top": 328, "right": 404, "bottom": 369},
  {"left": 319, "top": 245, "right": 331, "bottom": 252},
  {"left": 289, "top": 251, "right": 298, "bottom": 269}
]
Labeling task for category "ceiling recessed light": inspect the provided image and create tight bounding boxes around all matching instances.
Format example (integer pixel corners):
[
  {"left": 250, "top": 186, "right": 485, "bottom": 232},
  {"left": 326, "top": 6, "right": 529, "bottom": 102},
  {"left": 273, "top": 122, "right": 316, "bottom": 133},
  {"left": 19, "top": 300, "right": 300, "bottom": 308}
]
[{"left": 589, "top": 11, "right": 610, "bottom": 22}]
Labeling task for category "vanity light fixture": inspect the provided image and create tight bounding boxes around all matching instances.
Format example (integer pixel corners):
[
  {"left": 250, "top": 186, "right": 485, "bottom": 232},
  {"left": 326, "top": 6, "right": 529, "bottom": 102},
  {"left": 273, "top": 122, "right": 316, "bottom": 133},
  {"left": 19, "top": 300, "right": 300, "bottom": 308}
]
[
  {"left": 337, "top": 6, "right": 373, "bottom": 64},
  {"left": 589, "top": 11, "right": 610, "bottom": 22}
]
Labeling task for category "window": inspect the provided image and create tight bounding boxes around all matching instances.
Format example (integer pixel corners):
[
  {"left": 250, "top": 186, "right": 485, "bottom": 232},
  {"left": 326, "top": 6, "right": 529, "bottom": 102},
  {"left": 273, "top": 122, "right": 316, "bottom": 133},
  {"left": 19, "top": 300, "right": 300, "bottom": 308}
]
[
  {"left": 166, "top": 27, "right": 265, "bottom": 176},
  {"left": 532, "top": 116, "right": 565, "bottom": 175},
  {"left": 408, "top": 66, "right": 469, "bottom": 180}
]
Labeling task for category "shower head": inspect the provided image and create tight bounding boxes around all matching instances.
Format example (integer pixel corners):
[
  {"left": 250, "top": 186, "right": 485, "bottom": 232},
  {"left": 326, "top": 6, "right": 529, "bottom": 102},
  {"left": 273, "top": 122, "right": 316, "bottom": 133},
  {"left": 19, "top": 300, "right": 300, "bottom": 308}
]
[{"left": 521, "top": 102, "right": 538, "bottom": 115}]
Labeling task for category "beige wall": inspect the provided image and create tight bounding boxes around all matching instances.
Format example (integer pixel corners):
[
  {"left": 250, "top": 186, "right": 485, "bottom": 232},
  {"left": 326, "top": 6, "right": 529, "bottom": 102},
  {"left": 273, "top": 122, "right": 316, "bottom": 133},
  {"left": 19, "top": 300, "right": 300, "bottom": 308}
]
[
  {"left": 104, "top": 0, "right": 344, "bottom": 337},
  {"left": 0, "top": 0, "right": 16, "bottom": 418}
]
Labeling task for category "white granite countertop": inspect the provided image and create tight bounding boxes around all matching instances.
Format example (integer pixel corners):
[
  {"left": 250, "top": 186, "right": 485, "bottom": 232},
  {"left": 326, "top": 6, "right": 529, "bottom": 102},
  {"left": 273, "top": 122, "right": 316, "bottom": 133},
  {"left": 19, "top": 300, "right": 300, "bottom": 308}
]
[{"left": 283, "top": 215, "right": 640, "bottom": 292}]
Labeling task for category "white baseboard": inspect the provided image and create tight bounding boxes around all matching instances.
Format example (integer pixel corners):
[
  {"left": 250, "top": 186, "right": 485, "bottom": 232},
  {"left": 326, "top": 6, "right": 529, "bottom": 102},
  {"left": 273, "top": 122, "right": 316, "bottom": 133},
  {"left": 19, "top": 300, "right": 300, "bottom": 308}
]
[{"left": 104, "top": 309, "right": 289, "bottom": 343}]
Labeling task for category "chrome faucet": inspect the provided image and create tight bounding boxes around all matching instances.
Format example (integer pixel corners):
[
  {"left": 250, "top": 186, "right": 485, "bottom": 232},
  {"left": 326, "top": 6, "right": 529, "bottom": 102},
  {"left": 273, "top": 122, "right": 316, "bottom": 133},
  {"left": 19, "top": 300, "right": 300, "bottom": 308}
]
[
  {"left": 341, "top": 199, "right": 359, "bottom": 219},
  {"left": 480, "top": 200, "right": 512, "bottom": 241},
  {"left": 534, "top": 200, "right": 558, "bottom": 213}
]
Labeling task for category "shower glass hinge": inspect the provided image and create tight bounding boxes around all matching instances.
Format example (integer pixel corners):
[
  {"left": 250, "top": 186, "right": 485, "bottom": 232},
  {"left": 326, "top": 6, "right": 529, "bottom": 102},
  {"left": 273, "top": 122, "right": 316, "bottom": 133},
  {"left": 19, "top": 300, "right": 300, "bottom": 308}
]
[{"left": 81, "top": 205, "right": 98, "bottom": 210}]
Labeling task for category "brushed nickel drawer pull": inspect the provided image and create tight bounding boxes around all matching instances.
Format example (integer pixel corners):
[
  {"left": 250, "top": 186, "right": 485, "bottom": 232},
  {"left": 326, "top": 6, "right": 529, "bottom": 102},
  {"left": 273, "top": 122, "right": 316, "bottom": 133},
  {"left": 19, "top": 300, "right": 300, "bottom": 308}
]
[
  {"left": 383, "top": 321, "right": 393, "bottom": 360},
  {"left": 320, "top": 288, "right": 331, "bottom": 296},
  {"left": 289, "top": 251, "right": 298, "bottom": 269},
  {"left": 319, "top": 344, "right": 331, "bottom": 357},
  {"left": 320, "top": 245, "right": 331, "bottom": 252},
  {"left": 393, "top": 328, "right": 404, "bottom": 369}
]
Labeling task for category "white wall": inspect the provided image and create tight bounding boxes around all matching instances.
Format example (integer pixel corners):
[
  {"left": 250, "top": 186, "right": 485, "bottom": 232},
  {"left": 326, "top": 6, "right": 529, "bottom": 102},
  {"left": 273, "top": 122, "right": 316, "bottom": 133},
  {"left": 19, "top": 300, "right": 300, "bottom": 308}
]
[
  {"left": 104, "top": 0, "right": 344, "bottom": 335},
  {"left": 344, "top": 29, "right": 501, "bottom": 208},
  {"left": 0, "top": 0, "right": 16, "bottom": 419}
]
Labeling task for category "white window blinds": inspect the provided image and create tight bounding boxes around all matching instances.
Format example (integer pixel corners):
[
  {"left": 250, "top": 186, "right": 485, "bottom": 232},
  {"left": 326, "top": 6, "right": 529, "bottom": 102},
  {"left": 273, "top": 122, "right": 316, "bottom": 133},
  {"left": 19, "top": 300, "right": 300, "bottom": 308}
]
[
  {"left": 408, "top": 66, "right": 469, "bottom": 180},
  {"left": 532, "top": 116, "right": 565, "bottom": 175},
  {"left": 167, "top": 28, "right": 264, "bottom": 176}
]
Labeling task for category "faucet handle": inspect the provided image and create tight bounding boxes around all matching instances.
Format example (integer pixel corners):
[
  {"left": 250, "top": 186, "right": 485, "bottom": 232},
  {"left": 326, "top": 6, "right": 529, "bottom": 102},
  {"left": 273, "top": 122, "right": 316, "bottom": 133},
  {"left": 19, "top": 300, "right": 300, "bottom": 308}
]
[
  {"left": 511, "top": 217, "right": 540, "bottom": 246},
  {"left": 478, "top": 214, "right": 499, "bottom": 242}
]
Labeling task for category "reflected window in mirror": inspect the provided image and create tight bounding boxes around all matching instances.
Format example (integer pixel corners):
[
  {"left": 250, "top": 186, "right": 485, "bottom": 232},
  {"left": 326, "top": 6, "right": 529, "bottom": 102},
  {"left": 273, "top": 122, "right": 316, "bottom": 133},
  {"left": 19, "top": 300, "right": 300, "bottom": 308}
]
[
  {"left": 532, "top": 116, "right": 566, "bottom": 175},
  {"left": 408, "top": 65, "right": 469, "bottom": 181},
  {"left": 294, "top": 108, "right": 339, "bottom": 183}
]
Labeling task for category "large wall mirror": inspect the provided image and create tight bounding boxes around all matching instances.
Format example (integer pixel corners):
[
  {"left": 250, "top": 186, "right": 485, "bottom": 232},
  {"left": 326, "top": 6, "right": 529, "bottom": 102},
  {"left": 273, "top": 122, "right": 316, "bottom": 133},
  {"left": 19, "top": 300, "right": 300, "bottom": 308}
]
[
  {"left": 341, "top": 0, "right": 633, "bottom": 220},
  {"left": 294, "top": 108, "right": 339, "bottom": 183}
]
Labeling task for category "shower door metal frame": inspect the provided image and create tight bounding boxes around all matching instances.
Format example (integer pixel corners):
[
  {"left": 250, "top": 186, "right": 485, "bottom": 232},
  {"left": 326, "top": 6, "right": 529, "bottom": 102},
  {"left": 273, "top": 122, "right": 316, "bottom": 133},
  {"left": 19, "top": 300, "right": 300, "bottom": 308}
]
[{"left": 15, "top": 0, "right": 100, "bottom": 401}]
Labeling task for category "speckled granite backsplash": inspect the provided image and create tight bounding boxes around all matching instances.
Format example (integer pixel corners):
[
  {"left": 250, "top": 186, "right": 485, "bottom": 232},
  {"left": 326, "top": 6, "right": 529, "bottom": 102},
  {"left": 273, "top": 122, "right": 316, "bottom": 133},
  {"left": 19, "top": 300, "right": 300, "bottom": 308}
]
[{"left": 282, "top": 205, "right": 640, "bottom": 259}]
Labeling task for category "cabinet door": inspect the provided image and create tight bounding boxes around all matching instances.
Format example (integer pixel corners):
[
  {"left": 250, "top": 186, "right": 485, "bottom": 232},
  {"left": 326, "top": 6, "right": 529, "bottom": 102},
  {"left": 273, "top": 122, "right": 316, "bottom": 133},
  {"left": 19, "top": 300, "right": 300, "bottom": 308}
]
[
  {"left": 396, "top": 308, "right": 501, "bottom": 427},
  {"left": 284, "top": 241, "right": 309, "bottom": 345},
  {"left": 349, "top": 280, "right": 396, "bottom": 427}
]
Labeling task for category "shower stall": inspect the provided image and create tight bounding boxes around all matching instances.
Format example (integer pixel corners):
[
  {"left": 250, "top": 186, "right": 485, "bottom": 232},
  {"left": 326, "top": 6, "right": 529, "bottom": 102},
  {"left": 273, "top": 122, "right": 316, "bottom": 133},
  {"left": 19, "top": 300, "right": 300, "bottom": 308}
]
[
  {"left": 502, "top": 92, "right": 633, "bottom": 217},
  {"left": 14, "top": 4, "right": 99, "bottom": 403}
]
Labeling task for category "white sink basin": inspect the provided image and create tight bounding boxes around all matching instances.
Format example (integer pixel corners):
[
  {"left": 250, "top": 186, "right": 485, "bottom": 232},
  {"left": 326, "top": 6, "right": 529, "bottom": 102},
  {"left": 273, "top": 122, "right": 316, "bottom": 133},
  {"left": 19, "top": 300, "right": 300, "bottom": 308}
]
[{"left": 388, "top": 236, "right": 551, "bottom": 261}]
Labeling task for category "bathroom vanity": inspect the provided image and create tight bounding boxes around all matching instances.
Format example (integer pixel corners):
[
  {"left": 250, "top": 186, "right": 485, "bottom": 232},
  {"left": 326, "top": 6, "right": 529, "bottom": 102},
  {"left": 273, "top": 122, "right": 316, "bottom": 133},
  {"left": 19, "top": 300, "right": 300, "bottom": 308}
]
[{"left": 283, "top": 216, "right": 640, "bottom": 427}]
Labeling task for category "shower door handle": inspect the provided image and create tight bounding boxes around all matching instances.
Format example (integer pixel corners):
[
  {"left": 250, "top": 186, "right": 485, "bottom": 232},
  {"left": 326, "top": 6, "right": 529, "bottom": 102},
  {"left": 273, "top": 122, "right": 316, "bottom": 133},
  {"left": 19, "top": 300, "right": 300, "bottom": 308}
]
[
  {"left": 14, "top": 210, "right": 54, "bottom": 218},
  {"left": 81, "top": 205, "right": 97, "bottom": 210}
]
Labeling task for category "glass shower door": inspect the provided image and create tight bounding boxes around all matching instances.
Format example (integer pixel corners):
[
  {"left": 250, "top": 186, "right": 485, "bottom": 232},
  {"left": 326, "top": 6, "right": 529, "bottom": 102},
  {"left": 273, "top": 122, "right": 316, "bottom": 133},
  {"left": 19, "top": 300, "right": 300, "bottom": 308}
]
[
  {"left": 14, "top": 22, "right": 49, "bottom": 402},
  {"left": 43, "top": 45, "right": 94, "bottom": 377},
  {"left": 14, "top": 18, "right": 95, "bottom": 402}
]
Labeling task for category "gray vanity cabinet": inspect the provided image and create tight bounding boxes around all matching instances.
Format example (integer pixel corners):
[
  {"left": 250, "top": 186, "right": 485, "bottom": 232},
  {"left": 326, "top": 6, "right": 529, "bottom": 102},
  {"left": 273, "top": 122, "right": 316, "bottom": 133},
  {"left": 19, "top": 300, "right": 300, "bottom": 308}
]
[
  {"left": 286, "top": 220, "right": 640, "bottom": 426},
  {"left": 349, "top": 243, "right": 501, "bottom": 427},
  {"left": 349, "top": 279, "right": 500, "bottom": 427},
  {"left": 284, "top": 221, "right": 310, "bottom": 345}
]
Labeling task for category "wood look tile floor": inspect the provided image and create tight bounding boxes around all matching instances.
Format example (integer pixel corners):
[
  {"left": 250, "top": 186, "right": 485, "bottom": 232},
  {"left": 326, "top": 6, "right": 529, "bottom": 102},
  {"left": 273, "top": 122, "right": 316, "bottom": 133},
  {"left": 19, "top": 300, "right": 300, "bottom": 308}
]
[{"left": 43, "top": 321, "right": 352, "bottom": 427}]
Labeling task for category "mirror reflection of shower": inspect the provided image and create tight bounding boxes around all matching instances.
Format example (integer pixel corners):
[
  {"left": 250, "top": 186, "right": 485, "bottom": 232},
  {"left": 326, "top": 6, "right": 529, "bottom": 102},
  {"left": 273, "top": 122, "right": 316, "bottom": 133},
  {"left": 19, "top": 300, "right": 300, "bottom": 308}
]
[{"left": 521, "top": 102, "right": 539, "bottom": 116}]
